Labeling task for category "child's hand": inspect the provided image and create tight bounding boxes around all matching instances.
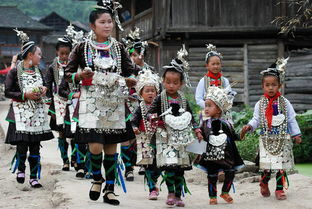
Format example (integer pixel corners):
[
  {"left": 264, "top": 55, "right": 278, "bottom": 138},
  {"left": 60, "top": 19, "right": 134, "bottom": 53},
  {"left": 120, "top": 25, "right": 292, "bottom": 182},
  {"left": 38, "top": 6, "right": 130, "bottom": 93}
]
[
  {"left": 73, "top": 92, "right": 80, "bottom": 98},
  {"left": 133, "top": 127, "right": 140, "bottom": 135},
  {"left": 240, "top": 125, "right": 252, "bottom": 140},
  {"left": 125, "top": 78, "right": 137, "bottom": 88},
  {"left": 293, "top": 136, "right": 302, "bottom": 144},
  {"left": 40, "top": 86, "right": 48, "bottom": 97},
  {"left": 195, "top": 129, "right": 203, "bottom": 141}
]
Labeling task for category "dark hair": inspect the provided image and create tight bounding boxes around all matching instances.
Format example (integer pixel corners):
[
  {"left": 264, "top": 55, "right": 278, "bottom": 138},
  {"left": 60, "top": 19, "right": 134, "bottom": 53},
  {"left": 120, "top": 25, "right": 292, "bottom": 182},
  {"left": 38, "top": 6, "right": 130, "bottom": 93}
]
[
  {"left": 21, "top": 41, "right": 38, "bottom": 60},
  {"left": 89, "top": 0, "right": 113, "bottom": 24},
  {"left": 56, "top": 41, "right": 72, "bottom": 51},
  {"left": 262, "top": 63, "right": 280, "bottom": 84},
  {"left": 163, "top": 68, "right": 184, "bottom": 82},
  {"left": 206, "top": 54, "right": 221, "bottom": 64}
]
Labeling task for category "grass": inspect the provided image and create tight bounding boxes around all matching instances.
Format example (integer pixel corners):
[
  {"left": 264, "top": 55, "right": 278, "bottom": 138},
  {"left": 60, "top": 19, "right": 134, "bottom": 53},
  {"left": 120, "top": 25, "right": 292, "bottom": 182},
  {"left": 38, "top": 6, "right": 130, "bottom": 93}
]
[{"left": 295, "top": 163, "right": 312, "bottom": 177}]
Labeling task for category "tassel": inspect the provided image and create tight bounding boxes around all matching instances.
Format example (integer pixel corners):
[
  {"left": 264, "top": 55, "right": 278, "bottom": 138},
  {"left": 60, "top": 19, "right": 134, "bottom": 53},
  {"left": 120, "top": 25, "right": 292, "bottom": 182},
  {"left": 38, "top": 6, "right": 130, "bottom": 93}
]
[
  {"left": 10, "top": 153, "right": 18, "bottom": 173},
  {"left": 232, "top": 183, "right": 236, "bottom": 193},
  {"left": 115, "top": 154, "right": 127, "bottom": 193}
]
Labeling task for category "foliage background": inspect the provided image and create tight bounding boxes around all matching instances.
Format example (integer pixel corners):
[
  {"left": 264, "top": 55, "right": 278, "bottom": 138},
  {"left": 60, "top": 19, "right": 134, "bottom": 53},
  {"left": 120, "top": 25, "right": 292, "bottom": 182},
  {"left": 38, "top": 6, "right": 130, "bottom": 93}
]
[{"left": 0, "top": 0, "right": 95, "bottom": 22}]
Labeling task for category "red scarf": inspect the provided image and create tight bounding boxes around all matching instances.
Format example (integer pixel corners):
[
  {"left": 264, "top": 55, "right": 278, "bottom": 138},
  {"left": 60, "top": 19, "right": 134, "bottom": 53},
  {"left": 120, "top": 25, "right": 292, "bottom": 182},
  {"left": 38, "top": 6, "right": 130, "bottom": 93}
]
[
  {"left": 206, "top": 71, "right": 222, "bottom": 86},
  {"left": 264, "top": 92, "right": 281, "bottom": 130}
]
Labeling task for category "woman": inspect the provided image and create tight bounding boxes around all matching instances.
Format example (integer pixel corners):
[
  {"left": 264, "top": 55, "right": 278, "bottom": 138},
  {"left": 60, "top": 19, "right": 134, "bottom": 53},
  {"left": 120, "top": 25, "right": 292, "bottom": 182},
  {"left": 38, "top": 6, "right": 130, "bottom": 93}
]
[
  {"left": 64, "top": 0, "right": 139, "bottom": 205},
  {"left": 5, "top": 29, "right": 54, "bottom": 188}
]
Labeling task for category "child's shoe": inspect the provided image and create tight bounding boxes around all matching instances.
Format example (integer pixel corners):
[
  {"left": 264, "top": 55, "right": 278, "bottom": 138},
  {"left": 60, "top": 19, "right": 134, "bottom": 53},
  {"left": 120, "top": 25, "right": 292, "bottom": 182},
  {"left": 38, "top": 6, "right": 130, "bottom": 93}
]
[
  {"left": 175, "top": 197, "right": 185, "bottom": 207},
  {"left": 62, "top": 163, "right": 70, "bottom": 171},
  {"left": 148, "top": 190, "right": 159, "bottom": 200},
  {"left": 260, "top": 182, "right": 271, "bottom": 197},
  {"left": 209, "top": 198, "right": 218, "bottom": 205},
  {"left": 76, "top": 169, "right": 85, "bottom": 178},
  {"left": 220, "top": 193, "right": 233, "bottom": 204},
  {"left": 16, "top": 171, "right": 25, "bottom": 184},
  {"left": 275, "top": 190, "right": 287, "bottom": 200},
  {"left": 29, "top": 179, "right": 42, "bottom": 188},
  {"left": 166, "top": 193, "right": 175, "bottom": 206}
]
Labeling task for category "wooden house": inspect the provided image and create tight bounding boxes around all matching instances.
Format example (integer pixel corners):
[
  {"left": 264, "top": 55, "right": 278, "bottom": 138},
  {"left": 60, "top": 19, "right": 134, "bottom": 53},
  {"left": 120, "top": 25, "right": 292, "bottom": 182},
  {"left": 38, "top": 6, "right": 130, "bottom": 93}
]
[
  {"left": 39, "top": 12, "right": 90, "bottom": 64},
  {"left": 77, "top": 0, "right": 312, "bottom": 111},
  {"left": 0, "top": 6, "right": 51, "bottom": 68}
]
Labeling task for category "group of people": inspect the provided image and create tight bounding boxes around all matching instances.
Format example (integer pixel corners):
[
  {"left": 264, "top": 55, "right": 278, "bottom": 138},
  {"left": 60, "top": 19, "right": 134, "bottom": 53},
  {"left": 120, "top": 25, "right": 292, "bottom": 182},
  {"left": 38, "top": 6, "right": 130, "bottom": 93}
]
[{"left": 4, "top": 0, "right": 302, "bottom": 207}]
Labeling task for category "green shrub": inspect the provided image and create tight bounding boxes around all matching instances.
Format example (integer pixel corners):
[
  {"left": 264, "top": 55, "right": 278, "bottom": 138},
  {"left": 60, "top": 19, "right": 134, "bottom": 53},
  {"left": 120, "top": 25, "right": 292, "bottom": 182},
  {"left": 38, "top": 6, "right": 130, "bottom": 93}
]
[
  {"left": 293, "top": 110, "right": 312, "bottom": 163},
  {"left": 232, "top": 106, "right": 259, "bottom": 162}
]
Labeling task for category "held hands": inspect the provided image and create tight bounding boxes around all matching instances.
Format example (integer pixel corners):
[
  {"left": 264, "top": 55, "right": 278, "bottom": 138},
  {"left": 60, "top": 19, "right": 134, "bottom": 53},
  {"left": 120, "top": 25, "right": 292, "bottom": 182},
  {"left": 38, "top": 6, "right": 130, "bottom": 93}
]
[
  {"left": 73, "top": 92, "right": 81, "bottom": 98},
  {"left": 125, "top": 77, "right": 137, "bottom": 88},
  {"left": 133, "top": 127, "right": 141, "bottom": 135},
  {"left": 293, "top": 135, "right": 302, "bottom": 144},
  {"left": 79, "top": 67, "right": 94, "bottom": 80},
  {"left": 240, "top": 125, "right": 252, "bottom": 140},
  {"left": 195, "top": 129, "right": 203, "bottom": 142}
]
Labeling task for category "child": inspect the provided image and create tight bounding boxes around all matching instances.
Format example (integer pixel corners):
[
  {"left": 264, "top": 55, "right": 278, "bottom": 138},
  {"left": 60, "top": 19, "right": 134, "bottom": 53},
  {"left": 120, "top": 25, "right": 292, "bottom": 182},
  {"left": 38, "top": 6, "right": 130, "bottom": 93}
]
[
  {"left": 131, "top": 68, "right": 161, "bottom": 200},
  {"left": 121, "top": 27, "right": 152, "bottom": 179},
  {"left": 5, "top": 29, "right": 54, "bottom": 188},
  {"left": 241, "top": 58, "right": 302, "bottom": 200},
  {"left": 148, "top": 46, "right": 203, "bottom": 207},
  {"left": 198, "top": 86, "right": 244, "bottom": 205},
  {"left": 46, "top": 34, "right": 74, "bottom": 171}
]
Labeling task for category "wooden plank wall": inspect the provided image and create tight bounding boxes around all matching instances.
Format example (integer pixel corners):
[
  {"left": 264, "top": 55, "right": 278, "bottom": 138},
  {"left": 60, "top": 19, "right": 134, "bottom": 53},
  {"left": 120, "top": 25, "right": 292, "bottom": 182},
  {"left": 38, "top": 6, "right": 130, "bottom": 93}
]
[
  {"left": 247, "top": 44, "right": 278, "bottom": 106},
  {"left": 188, "top": 46, "right": 245, "bottom": 104},
  {"left": 285, "top": 50, "right": 312, "bottom": 112},
  {"left": 168, "top": 0, "right": 280, "bottom": 30}
]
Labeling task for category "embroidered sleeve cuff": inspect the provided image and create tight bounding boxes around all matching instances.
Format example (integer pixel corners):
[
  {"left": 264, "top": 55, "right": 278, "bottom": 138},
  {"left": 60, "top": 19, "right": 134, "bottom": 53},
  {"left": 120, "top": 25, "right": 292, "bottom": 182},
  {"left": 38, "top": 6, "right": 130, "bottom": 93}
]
[
  {"left": 291, "top": 133, "right": 302, "bottom": 138},
  {"left": 22, "top": 92, "right": 26, "bottom": 101},
  {"left": 68, "top": 92, "right": 75, "bottom": 100}
]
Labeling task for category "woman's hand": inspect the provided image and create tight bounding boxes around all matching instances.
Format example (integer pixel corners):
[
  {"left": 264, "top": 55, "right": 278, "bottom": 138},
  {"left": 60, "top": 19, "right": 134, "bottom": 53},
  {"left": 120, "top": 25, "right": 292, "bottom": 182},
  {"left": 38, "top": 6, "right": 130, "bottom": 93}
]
[
  {"left": 125, "top": 78, "right": 137, "bottom": 88},
  {"left": 40, "top": 86, "right": 48, "bottom": 97},
  {"left": 240, "top": 125, "right": 252, "bottom": 140},
  {"left": 25, "top": 91, "right": 40, "bottom": 100}
]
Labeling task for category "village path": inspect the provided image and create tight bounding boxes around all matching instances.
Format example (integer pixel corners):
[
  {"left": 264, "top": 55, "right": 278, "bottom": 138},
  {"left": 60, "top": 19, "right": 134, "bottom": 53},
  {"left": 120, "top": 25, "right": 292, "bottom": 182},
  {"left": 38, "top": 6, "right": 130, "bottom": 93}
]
[{"left": 0, "top": 101, "right": 312, "bottom": 209}]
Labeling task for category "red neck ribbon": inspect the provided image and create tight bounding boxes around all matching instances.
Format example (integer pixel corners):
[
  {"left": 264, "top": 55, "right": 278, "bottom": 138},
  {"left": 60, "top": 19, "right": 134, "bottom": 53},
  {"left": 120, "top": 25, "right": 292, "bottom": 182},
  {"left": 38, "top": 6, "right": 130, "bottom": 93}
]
[
  {"left": 264, "top": 92, "right": 281, "bottom": 130},
  {"left": 206, "top": 71, "right": 222, "bottom": 86}
]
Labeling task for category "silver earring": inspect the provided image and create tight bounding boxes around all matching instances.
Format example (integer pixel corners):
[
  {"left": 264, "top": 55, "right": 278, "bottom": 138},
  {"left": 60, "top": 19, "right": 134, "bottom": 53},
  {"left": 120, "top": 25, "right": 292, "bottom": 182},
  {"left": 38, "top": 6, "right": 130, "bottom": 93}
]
[
  {"left": 92, "top": 30, "right": 97, "bottom": 40},
  {"left": 29, "top": 60, "right": 33, "bottom": 66}
]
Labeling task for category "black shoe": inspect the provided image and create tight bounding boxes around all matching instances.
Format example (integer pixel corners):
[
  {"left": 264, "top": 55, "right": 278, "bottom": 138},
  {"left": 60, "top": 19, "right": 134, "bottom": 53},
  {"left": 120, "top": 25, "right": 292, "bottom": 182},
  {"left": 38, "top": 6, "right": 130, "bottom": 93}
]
[
  {"left": 103, "top": 190, "right": 120, "bottom": 205},
  {"left": 138, "top": 166, "right": 145, "bottom": 175},
  {"left": 125, "top": 170, "right": 134, "bottom": 181},
  {"left": 89, "top": 178, "right": 104, "bottom": 201},
  {"left": 29, "top": 179, "right": 42, "bottom": 188},
  {"left": 62, "top": 163, "right": 70, "bottom": 171},
  {"left": 76, "top": 169, "right": 85, "bottom": 178},
  {"left": 16, "top": 171, "right": 25, "bottom": 184}
]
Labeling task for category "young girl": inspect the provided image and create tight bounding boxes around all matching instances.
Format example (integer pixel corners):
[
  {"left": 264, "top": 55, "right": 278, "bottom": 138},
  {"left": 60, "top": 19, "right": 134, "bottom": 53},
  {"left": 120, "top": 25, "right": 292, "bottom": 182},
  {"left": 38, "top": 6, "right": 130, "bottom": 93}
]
[
  {"left": 198, "top": 86, "right": 244, "bottom": 205},
  {"left": 120, "top": 27, "right": 150, "bottom": 181},
  {"left": 241, "top": 58, "right": 302, "bottom": 200},
  {"left": 195, "top": 44, "right": 232, "bottom": 109},
  {"left": 148, "top": 46, "right": 203, "bottom": 207},
  {"left": 5, "top": 29, "right": 54, "bottom": 188},
  {"left": 131, "top": 68, "right": 161, "bottom": 200},
  {"left": 46, "top": 35, "right": 74, "bottom": 172},
  {"left": 64, "top": 0, "right": 139, "bottom": 205}
]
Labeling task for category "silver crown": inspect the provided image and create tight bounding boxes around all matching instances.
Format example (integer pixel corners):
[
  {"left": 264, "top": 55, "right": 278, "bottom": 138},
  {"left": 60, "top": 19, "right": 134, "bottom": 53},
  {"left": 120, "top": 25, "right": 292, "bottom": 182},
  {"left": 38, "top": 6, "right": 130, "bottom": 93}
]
[
  {"left": 260, "top": 57, "right": 289, "bottom": 83},
  {"left": 63, "top": 23, "right": 84, "bottom": 46},
  {"left": 205, "top": 43, "right": 222, "bottom": 62},
  {"left": 135, "top": 69, "right": 160, "bottom": 96},
  {"left": 14, "top": 28, "right": 29, "bottom": 43},
  {"left": 205, "top": 86, "right": 235, "bottom": 112}
]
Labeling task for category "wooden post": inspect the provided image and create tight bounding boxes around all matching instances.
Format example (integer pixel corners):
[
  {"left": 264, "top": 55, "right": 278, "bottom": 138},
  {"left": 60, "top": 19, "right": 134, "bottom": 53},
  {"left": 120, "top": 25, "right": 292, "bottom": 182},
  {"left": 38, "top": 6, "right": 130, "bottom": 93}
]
[
  {"left": 243, "top": 43, "right": 249, "bottom": 105},
  {"left": 131, "top": 0, "right": 135, "bottom": 29}
]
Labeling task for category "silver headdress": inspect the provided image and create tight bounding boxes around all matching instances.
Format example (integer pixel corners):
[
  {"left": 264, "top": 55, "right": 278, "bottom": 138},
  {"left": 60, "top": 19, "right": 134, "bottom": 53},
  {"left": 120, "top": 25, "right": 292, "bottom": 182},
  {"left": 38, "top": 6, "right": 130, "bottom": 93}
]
[
  {"left": 135, "top": 68, "right": 160, "bottom": 96},
  {"left": 94, "top": 0, "right": 124, "bottom": 31},
  {"left": 260, "top": 57, "right": 289, "bottom": 83},
  {"left": 122, "top": 27, "right": 148, "bottom": 59},
  {"left": 60, "top": 23, "right": 84, "bottom": 47},
  {"left": 14, "top": 28, "right": 35, "bottom": 58},
  {"left": 205, "top": 85, "right": 236, "bottom": 113},
  {"left": 205, "top": 43, "right": 223, "bottom": 62},
  {"left": 163, "top": 44, "right": 192, "bottom": 87}
]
